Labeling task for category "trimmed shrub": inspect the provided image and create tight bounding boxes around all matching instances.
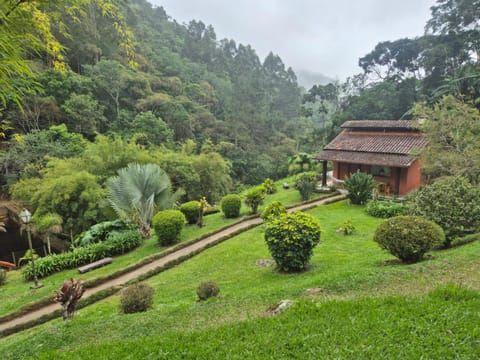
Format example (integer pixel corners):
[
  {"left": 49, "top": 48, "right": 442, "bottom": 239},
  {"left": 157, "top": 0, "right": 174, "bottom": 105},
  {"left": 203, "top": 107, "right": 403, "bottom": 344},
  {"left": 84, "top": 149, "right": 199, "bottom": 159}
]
[
  {"left": 152, "top": 210, "right": 186, "bottom": 246},
  {"left": 120, "top": 282, "right": 154, "bottom": 313},
  {"left": 244, "top": 186, "right": 266, "bottom": 214},
  {"left": 261, "top": 201, "right": 287, "bottom": 221},
  {"left": 180, "top": 201, "right": 200, "bottom": 224},
  {"left": 264, "top": 212, "right": 321, "bottom": 272},
  {"left": 23, "top": 230, "right": 142, "bottom": 280},
  {"left": 263, "top": 178, "right": 277, "bottom": 194},
  {"left": 0, "top": 269, "right": 6, "bottom": 286},
  {"left": 294, "top": 171, "right": 317, "bottom": 201},
  {"left": 365, "top": 200, "right": 406, "bottom": 218},
  {"left": 344, "top": 172, "right": 375, "bottom": 205},
  {"left": 221, "top": 194, "right": 242, "bottom": 218},
  {"left": 374, "top": 216, "right": 445, "bottom": 263},
  {"left": 196, "top": 280, "right": 220, "bottom": 301},
  {"left": 407, "top": 176, "right": 480, "bottom": 247}
]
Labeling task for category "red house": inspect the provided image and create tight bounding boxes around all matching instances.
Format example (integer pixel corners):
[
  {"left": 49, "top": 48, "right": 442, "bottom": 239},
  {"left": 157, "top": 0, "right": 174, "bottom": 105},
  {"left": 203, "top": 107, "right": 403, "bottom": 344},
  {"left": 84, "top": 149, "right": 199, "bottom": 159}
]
[{"left": 315, "top": 120, "right": 428, "bottom": 196}]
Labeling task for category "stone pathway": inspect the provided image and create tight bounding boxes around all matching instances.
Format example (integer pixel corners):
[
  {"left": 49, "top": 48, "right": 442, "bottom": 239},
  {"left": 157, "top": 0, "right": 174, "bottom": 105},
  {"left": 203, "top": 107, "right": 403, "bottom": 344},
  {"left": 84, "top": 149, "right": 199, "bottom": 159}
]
[{"left": 0, "top": 194, "right": 345, "bottom": 335}]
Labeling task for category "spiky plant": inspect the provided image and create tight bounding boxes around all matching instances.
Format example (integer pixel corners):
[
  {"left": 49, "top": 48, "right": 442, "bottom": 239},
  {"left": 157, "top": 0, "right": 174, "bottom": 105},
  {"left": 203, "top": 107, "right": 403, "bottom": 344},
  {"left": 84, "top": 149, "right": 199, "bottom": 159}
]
[
  {"left": 107, "top": 163, "right": 175, "bottom": 238},
  {"left": 344, "top": 172, "right": 375, "bottom": 205}
]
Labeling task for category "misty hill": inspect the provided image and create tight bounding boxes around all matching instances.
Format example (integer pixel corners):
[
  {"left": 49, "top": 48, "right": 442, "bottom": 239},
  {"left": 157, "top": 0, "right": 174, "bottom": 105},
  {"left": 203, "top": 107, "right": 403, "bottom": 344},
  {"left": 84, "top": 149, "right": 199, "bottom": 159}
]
[{"left": 296, "top": 69, "right": 335, "bottom": 89}]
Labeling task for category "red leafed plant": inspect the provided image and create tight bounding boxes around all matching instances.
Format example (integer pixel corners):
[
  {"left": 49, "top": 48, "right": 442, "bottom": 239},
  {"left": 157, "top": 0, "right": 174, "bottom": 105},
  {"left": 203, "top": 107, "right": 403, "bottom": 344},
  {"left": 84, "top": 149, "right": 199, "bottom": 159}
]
[{"left": 54, "top": 278, "right": 85, "bottom": 320}]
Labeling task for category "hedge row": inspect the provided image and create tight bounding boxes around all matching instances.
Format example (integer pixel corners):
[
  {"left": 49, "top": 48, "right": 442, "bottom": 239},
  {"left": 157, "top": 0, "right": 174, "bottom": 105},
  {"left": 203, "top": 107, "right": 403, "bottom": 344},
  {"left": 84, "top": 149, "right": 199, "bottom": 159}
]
[{"left": 23, "top": 230, "right": 142, "bottom": 280}]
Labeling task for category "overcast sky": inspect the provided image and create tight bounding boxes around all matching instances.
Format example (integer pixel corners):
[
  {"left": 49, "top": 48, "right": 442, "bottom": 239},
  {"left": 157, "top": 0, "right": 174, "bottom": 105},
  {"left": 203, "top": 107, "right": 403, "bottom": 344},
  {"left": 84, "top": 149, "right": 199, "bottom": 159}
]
[{"left": 149, "top": 0, "right": 436, "bottom": 82}]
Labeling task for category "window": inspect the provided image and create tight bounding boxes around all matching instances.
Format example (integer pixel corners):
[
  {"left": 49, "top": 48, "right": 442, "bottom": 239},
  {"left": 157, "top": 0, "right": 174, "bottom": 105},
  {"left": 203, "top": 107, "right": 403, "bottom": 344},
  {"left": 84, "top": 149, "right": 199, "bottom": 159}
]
[{"left": 371, "top": 166, "right": 391, "bottom": 177}]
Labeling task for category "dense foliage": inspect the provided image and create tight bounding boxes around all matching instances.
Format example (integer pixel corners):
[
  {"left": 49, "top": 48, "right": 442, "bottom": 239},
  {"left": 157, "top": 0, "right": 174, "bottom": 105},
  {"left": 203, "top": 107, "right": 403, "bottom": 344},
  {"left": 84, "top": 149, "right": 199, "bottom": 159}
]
[
  {"left": 23, "top": 230, "right": 142, "bottom": 280},
  {"left": 264, "top": 212, "right": 321, "bottom": 272},
  {"left": 152, "top": 210, "right": 186, "bottom": 246},
  {"left": 414, "top": 96, "right": 480, "bottom": 184},
  {"left": 407, "top": 176, "right": 480, "bottom": 247},
  {"left": 73, "top": 220, "right": 133, "bottom": 247},
  {"left": 0, "top": 0, "right": 305, "bottom": 190},
  {"left": 180, "top": 201, "right": 200, "bottom": 225},
  {"left": 344, "top": 172, "right": 375, "bottom": 205},
  {"left": 365, "top": 200, "right": 406, "bottom": 218},
  {"left": 220, "top": 194, "right": 242, "bottom": 218},
  {"left": 120, "top": 283, "right": 154, "bottom": 314},
  {"left": 374, "top": 216, "right": 445, "bottom": 263}
]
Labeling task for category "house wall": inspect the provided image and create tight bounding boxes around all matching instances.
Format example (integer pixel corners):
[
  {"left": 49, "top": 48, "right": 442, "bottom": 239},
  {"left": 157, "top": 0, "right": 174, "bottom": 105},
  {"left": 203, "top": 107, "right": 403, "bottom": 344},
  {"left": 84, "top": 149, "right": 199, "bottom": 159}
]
[
  {"left": 332, "top": 161, "right": 422, "bottom": 195},
  {"left": 399, "top": 160, "right": 422, "bottom": 195}
]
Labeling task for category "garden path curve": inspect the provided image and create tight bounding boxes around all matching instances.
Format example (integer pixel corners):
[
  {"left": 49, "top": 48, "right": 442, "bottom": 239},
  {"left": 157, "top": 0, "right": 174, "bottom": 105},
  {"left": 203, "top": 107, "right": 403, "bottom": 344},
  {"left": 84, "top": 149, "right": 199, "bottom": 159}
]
[{"left": 0, "top": 194, "right": 345, "bottom": 335}]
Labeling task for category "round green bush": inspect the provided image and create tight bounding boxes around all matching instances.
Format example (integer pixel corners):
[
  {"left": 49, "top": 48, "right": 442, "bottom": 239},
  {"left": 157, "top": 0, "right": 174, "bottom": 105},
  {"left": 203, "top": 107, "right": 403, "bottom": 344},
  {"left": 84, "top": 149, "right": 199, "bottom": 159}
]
[
  {"left": 152, "top": 210, "right": 186, "bottom": 246},
  {"left": 373, "top": 216, "right": 445, "bottom": 263},
  {"left": 407, "top": 176, "right": 480, "bottom": 247},
  {"left": 221, "top": 194, "right": 242, "bottom": 218},
  {"left": 261, "top": 201, "right": 287, "bottom": 221},
  {"left": 196, "top": 280, "right": 220, "bottom": 301},
  {"left": 180, "top": 201, "right": 200, "bottom": 224},
  {"left": 264, "top": 212, "right": 321, "bottom": 272},
  {"left": 120, "top": 282, "right": 154, "bottom": 313}
]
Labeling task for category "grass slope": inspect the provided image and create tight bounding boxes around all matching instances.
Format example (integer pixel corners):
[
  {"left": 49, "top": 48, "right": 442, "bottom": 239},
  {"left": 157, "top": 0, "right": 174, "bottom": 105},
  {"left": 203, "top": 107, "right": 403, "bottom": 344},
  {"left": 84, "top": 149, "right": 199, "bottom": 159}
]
[
  {"left": 2, "top": 201, "right": 480, "bottom": 359},
  {"left": 0, "top": 177, "right": 330, "bottom": 319}
]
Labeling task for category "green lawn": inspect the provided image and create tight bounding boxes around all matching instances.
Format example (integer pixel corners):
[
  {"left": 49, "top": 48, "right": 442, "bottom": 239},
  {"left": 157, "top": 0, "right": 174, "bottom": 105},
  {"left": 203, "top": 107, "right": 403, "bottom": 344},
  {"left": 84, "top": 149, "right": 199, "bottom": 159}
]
[
  {"left": 2, "top": 200, "right": 479, "bottom": 359},
  {"left": 0, "top": 177, "right": 332, "bottom": 319}
]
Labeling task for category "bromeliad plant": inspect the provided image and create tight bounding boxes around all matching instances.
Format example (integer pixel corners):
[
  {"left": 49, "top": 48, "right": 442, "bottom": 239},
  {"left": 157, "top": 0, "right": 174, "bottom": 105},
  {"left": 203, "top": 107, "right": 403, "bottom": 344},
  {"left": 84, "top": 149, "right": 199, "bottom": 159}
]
[
  {"left": 344, "top": 172, "right": 375, "bottom": 205},
  {"left": 54, "top": 278, "right": 85, "bottom": 320}
]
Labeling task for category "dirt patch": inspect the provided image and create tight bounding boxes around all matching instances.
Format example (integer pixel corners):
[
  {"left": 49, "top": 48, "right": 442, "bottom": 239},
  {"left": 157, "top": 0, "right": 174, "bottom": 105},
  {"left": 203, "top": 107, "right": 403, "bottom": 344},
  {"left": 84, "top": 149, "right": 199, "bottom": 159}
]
[{"left": 256, "top": 259, "right": 276, "bottom": 268}]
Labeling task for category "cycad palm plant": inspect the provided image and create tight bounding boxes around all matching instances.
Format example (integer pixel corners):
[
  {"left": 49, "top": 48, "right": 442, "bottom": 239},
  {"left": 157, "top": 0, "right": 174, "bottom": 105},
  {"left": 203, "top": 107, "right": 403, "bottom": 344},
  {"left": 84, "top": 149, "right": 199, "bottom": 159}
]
[{"left": 107, "top": 163, "right": 175, "bottom": 238}]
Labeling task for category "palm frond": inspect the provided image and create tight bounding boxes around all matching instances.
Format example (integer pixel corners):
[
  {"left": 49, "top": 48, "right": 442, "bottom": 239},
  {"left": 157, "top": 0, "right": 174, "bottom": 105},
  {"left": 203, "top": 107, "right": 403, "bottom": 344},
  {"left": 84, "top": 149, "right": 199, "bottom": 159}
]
[{"left": 106, "top": 163, "right": 174, "bottom": 236}]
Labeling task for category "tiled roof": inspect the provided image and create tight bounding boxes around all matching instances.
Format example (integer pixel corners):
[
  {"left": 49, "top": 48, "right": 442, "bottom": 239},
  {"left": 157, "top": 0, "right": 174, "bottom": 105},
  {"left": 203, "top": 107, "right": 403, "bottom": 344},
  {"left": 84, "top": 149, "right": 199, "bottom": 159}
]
[
  {"left": 324, "top": 133, "right": 428, "bottom": 155},
  {"left": 316, "top": 150, "right": 415, "bottom": 167},
  {"left": 341, "top": 120, "right": 416, "bottom": 129},
  {"left": 315, "top": 120, "right": 428, "bottom": 167}
]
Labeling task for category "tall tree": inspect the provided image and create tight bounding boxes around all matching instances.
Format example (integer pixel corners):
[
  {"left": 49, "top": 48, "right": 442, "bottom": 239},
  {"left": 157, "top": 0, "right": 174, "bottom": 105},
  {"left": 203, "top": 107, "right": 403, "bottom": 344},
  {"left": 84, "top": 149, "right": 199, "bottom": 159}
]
[{"left": 414, "top": 95, "right": 480, "bottom": 184}]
